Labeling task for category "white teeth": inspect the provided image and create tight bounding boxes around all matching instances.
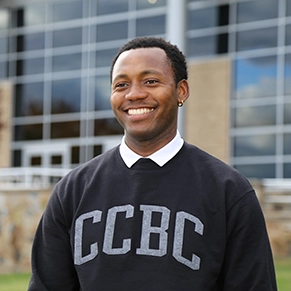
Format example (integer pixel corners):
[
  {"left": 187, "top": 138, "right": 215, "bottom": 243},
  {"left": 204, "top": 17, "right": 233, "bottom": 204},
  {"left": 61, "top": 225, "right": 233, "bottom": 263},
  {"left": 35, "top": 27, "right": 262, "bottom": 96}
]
[{"left": 128, "top": 108, "right": 154, "bottom": 115}]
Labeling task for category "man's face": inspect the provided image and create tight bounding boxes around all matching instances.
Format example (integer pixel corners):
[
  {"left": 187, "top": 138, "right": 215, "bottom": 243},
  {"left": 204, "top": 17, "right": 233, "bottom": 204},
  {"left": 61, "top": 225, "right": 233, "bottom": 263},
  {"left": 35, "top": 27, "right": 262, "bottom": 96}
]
[{"left": 110, "top": 47, "right": 186, "bottom": 146}]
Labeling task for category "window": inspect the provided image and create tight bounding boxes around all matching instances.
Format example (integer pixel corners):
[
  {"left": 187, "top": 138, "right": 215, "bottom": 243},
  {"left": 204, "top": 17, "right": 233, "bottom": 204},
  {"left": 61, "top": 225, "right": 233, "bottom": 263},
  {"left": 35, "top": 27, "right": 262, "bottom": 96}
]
[
  {"left": 287, "top": 0, "right": 291, "bottom": 16},
  {"left": 284, "top": 54, "right": 291, "bottom": 94},
  {"left": 188, "top": 34, "right": 228, "bottom": 57},
  {"left": 51, "top": 121, "right": 80, "bottom": 138},
  {"left": 0, "top": 61, "right": 7, "bottom": 78},
  {"left": 188, "top": 7, "right": 217, "bottom": 30},
  {"left": 14, "top": 33, "right": 45, "bottom": 52},
  {"left": 94, "top": 118, "right": 123, "bottom": 136},
  {"left": 234, "top": 105, "right": 276, "bottom": 127},
  {"left": 236, "top": 27, "right": 277, "bottom": 51},
  {"left": 53, "top": 28, "right": 82, "bottom": 48},
  {"left": 234, "top": 134, "right": 276, "bottom": 157},
  {"left": 234, "top": 56, "right": 277, "bottom": 99},
  {"left": 284, "top": 103, "right": 291, "bottom": 124},
  {"left": 95, "top": 48, "right": 119, "bottom": 68},
  {"left": 237, "top": 0, "right": 278, "bottom": 23},
  {"left": 14, "top": 124, "right": 43, "bottom": 141},
  {"left": 0, "top": 9, "right": 9, "bottom": 29},
  {"left": 95, "top": 0, "right": 128, "bottom": 15},
  {"left": 284, "top": 134, "right": 291, "bottom": 154},
  {"left": 52, "top": 1, "right": 83, "bottom": 22},
  {"left": 16, "top": 58, "right": 44, "bottom": 76},
  {"left": 12, "top": 5, "right": 45, "bottom": 27},
  {"left": 52, "top": 53, "right": 82, "bottom": 72},
  {"left": 94, "top": 75, "right": 111, "bottom": 111},
  {"left": 96, "top": 21, "right": 128, "bottom": 42},
  {"left": 0, "top": 37, "right": 8, "bottom": 54},
  {"left": 234, "top": 164, "right": 275, "bottom": 179},
  {"left": 15, "top": 82, "right": 43, "bottom": 117},
  {"left": 137, "top": 0, "right": 166, "bottom": 10},
  {"left": 136, "top": 15, "right": 165, "bottom": 37},
  {"left": 284, "top": 163, "right": 291, "bottom": 178},
  {"left": 51, "top": 78, "right": 81, "bottom": 114}
]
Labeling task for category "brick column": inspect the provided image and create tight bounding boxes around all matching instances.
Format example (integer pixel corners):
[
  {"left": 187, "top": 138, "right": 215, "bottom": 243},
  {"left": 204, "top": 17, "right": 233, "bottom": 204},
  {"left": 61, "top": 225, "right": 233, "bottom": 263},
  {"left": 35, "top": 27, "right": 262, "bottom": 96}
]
[{"left": 0, "top": 81, "right": 13, "bottom": 168}]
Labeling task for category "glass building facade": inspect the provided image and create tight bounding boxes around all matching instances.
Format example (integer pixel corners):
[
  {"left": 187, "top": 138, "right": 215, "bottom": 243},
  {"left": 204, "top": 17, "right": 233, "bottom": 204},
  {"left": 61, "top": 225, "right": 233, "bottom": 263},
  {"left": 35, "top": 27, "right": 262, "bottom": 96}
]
[{"left": 0, "top": 0, "right": 290, "bottom": 179}]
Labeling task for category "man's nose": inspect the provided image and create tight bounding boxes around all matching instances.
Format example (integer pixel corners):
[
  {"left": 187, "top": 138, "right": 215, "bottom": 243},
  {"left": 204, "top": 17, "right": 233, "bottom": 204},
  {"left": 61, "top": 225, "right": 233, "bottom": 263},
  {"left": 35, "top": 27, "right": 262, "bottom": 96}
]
[{"left": 125, "top": 84, "right": 147, "bottom": 100}]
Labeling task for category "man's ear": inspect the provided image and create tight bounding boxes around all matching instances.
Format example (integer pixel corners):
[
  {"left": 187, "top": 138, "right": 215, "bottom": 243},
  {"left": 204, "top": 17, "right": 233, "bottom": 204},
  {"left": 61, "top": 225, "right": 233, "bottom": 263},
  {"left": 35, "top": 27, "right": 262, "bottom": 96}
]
[{"left": 177, "top": 79, "right": 190, "bottom": 104}]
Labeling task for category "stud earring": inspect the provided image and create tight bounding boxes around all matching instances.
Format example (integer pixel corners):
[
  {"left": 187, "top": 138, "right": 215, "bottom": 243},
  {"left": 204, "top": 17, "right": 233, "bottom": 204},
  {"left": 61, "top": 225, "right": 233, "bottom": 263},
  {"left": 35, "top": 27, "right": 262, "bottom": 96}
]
[{"left": 178, "top": 100, "right": 184, "bottom": 107}]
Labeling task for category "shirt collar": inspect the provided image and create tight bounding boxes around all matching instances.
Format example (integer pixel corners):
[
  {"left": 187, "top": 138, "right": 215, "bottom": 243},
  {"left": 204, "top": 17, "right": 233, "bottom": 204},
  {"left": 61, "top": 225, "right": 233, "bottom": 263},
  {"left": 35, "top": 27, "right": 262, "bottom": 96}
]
[{"left": 119, "top": 131, "right": 184, "bottom": 168}]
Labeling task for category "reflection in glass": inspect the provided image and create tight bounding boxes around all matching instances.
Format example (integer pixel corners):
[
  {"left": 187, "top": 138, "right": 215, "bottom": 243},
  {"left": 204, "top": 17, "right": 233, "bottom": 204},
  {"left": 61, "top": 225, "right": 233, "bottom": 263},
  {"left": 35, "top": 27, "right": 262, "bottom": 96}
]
[
  {"left": 284, "top": 134, "right": 291, "bottom": 154},
  {"left": 187, "top": 34, "right": 228, "bottom": 57},
  {"left": 237, "top": 0, "right": 278, "bottom": 23},
  {"left": 0, "top": 61, "right": 7, "bottom": 78},
  {"left": 235, "top": 56, "right": 277, "bottom": 99},
  {"left": 12, "top": 5, "right": 45, "bottom": 27},
  {"left": 51, "top": 78, "right": 81, "bottom": 114},
  {"left": 236, "top": 27, "right": 277, "bottom": 51},
  {"left": 14, "top": 124, "right": 43, "bottom": 141},
  {"left": 136, "top": 15, "right": 165, "bottom": 37},
  {"left": 137, "top": 0, "right": 166, "bottom": 10},
  {"left": 284, "top": 54, "right": 291, "bottom": 94},
  {"left": 71, "top": 146, "right": 80, "bottom": 164},
  {"left": 94, "top": 145, "right": 103, "bottom": 157},
  {"left": 284, "top": 103, "right": 291, "bottom": 123},
  {"left": 95, "top": 76, "right": 111, "bottom": 111},
  {"left": 234, "top": 164, "right": 275, "bottom": 179},
  {"left": 234, "top": 105, "right": 276, "bottom": 127},
  {"left": 0, "top": 37, "right": 8, "bottom": 54},
  {"left": 16, "top": 58, "right": 44, "bottom": 76},
  {"left": 287, "top": 0, "right": 291, "bottom": 16},
  {"left": 15, "top": 33, "right": 45, "bottom": 52},
  {"left": 96, "top": 0, "right": 128, "bottom": 15},
  {"left": 13, "top": 150, "right": 21, "bottom": 167},
  {"left": 51, "top": 121, "right": 80, "bottom": 138},
  {"left": 188, "top": 7, "right": 217, "bottom": 30},
  {"left": 96, "top": 22, "right": 128, "bottom": 42},
  {"left": 234, "top": 134, "right": 276, "bottom": 156},
  {"left": 285, "top": 25, "right": 291, "bottom": 46},
  {"left": 94, "top": 118, "right": 123, "bottom": 136},
  {"left": 284, "top": 163, "right": 291, "bottom": 178},
  {"left": 53, "top": 53, "right": 82, "bottom": 72},
  {"left": 52, "top": 1, "right": 83, "bottom": 22},
  {"left": 53, "top": 28, "right": 82, "bottom": 48},
  {"left": 15, "top": 82, "right": 43, "bottom": 116},
  {"left": 0, "top": 9, "right": 9, "bottom": 29},
  {"left": 96, "top": 48, "right": 119, "bottom": 68}
]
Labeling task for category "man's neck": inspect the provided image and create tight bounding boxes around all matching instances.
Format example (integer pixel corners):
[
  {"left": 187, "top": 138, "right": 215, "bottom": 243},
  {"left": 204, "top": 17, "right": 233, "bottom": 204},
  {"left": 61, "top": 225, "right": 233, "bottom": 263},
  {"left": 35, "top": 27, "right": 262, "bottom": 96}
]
[{"left": 124, "top": 130, "right": 177, "bottom": 157}]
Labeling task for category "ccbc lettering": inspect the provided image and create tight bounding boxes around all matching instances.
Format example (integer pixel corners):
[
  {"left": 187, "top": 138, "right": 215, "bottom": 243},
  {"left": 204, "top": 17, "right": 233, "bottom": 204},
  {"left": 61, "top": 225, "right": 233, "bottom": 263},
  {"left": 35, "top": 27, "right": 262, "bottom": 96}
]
[{"left": 74, "top": 204, "right": 204, "bottom": 270}]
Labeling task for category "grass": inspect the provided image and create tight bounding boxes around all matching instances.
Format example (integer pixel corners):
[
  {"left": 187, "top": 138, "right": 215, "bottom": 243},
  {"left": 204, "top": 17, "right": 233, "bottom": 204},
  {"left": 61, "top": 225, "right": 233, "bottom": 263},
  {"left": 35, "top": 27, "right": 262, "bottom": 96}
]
[
  {"left": 275, "top": 257, "right": 291, "bottom": 291},
  {"left": 0, "top": 258, "right": 290, "bottom": 290},
  {"left": 0, "top": 273, "right": 30, "bottom": 291}
]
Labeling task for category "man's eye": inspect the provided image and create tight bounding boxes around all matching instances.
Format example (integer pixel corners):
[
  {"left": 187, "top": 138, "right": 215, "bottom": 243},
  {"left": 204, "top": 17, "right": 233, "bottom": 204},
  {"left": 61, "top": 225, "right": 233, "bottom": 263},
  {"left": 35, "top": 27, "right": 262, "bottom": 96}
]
[
  {"left": 145, "top": 79, "right": 158, "bottom": 84},
  {"left": 115, "top": 83, "right": 127, "bottom": 88}
]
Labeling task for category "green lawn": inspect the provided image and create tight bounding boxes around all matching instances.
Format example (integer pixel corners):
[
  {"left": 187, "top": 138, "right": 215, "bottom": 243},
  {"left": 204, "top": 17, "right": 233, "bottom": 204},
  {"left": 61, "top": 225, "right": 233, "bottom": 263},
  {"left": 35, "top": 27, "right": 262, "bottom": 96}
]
[{"left": 0, "top": 257, "right": 290, "bottom": 290}]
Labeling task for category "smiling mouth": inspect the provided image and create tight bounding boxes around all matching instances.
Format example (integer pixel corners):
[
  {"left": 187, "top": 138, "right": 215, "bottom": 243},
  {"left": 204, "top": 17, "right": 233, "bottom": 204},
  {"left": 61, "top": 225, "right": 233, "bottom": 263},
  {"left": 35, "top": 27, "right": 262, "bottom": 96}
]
[{"left": 128, "top": 108, "right": 154, "bottom": 115}]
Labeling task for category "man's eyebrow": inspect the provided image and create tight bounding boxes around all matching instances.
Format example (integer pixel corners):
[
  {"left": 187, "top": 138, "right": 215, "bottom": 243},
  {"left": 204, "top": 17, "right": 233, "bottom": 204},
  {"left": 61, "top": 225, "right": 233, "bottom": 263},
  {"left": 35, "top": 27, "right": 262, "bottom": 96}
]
[
  {"left": 140, "top": 69, "right": 163, "bottom": 76},
  {"left": 112, "top": 74, "right": 128, "bottom": 82},
  {"left": 112, "top": 70, "right": 163, "bottom": 83}
]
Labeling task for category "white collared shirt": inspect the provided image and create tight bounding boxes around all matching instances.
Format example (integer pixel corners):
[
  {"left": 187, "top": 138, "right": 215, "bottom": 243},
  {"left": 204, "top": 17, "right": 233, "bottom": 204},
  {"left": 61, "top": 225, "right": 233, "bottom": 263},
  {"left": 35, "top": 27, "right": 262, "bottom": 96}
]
[{"left": 119, "top": 131, "right": 184, "bottom": 168}]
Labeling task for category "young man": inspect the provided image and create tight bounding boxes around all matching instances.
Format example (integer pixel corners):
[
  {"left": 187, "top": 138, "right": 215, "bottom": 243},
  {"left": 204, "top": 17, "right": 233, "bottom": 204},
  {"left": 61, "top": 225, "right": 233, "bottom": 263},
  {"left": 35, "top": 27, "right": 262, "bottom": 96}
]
[{"left": 28, "top": 37, "right": 277, "bottom": 290}]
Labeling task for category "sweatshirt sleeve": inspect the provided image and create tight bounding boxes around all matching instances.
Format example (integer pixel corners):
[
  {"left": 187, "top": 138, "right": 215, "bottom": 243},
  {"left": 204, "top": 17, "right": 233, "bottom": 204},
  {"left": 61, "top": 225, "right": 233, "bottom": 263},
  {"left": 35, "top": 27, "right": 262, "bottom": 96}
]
[
  {"left": 216, "top": 190, "right": 277, "bottom": 290},
  {"left": 28, "top": 187, "right": 80, "bottom": 291}
]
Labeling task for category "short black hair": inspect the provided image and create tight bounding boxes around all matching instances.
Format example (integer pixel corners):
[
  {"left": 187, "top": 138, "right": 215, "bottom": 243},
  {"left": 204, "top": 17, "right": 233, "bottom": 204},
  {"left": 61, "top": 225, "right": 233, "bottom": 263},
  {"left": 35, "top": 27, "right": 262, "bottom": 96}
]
[{"left": 110, "top": 37, "right": 188, "bottom": 85}]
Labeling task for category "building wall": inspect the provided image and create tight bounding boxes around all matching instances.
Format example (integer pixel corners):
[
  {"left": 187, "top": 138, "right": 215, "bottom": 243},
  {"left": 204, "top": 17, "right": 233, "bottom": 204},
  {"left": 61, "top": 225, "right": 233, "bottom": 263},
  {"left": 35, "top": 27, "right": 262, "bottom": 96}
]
[
  {"left": 0, "top": 81, "right": 12, "bottom": 167},
  {"left": 0, "top": 188, "right": 51, "bottom": 274},
  {"left": 185, "top": 58, "right": 231, "bottom": 164}
]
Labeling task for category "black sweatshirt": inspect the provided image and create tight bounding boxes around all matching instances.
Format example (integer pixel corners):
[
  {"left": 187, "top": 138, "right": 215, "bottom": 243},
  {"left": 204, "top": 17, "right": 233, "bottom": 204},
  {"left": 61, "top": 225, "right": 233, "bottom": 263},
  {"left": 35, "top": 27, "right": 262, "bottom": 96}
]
[{"left": 28, "top": 142, "right": 277, "bottom": 290}]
